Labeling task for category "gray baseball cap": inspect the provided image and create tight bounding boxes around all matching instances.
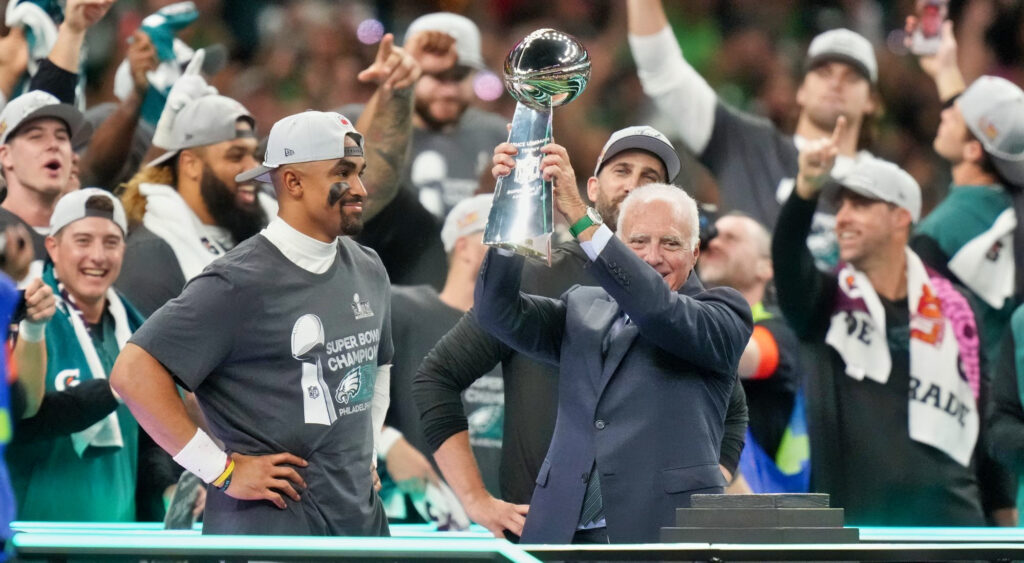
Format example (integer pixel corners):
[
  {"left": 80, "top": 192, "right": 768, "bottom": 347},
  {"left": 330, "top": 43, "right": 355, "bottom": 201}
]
[
  {"left": 594, "top": 125, "right": 681, "bottom": 182},
  {"left": 959, "top": 75, "right": 1024, "bottom": 186},
  {"left": 50, "top": 187, "right": 128, "bottom": 235},
  {"left": 236, "top": 111, "right": 365, "bottom": 184},
  {"left": 0, "top": 90, "right": 88, "bottom": 146},
  {"left": 805, "top": 28, "right": 877, "bottom": 84},
  {"left": 404, "top": 12, "right": 485, "bottom": 70},
  {"left": 148, "top": 95, "right": 255, "bottom": 168},
  {"left": 834, "top": 157, "right": 921, "bottom": 222}
]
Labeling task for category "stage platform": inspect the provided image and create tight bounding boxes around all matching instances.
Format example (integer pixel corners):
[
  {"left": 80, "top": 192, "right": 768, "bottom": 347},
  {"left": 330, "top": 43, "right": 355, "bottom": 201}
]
[{"left": 10, "top": 522, "right": 1024, "bottom": 561}]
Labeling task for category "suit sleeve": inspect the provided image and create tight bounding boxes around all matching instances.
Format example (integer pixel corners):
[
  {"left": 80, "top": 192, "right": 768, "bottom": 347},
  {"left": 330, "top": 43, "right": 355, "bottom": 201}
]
[
  {"left": 473, "top": 249, "right": 567, "bottom": 367},
  {"left": 588, "top": 238, "right": 752, "bottom": 376},
  {"left": 413, "top": 311, "right": 512, "bottom": 452}
]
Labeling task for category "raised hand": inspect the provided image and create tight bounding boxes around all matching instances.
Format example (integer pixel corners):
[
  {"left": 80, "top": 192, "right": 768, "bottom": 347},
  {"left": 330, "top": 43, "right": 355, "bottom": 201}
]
[
  {"left": 1, "top": 224, "right": 34, "bottom": 282},
  {"left": 223, "top": 452, "right": 308, "bottom": 510},
  {"left": 63, "top": 0, "right": 116, "bottom": 34},
  {"left": 152, "top": 49, "right": 216, "bottom": 148},
  {"left": 541, "top": 143, "right": 585, "bottom": 222},
  {"left": 904, "top": 18, "right": 965, "bottom": 101},
  {"left": 23, "top": 278, "right": 56, "bottom": 324},
  {"left": 796, "top": 116, "right": 845, "bottom": 199},
  {"left": 126, "top": 30, "right": 158, "bottom": 96},
  {"left": 905, "top": 18, "right": 958, "bottom": 78},
  {"left": 406, "top": 30, "right": 458, "bottom": 76},
  {"left": 490, "top": 141, "right": 517, "bottom": 180},
  {"left": 357, "top": 33, "right": 421, "bottom": 92}
]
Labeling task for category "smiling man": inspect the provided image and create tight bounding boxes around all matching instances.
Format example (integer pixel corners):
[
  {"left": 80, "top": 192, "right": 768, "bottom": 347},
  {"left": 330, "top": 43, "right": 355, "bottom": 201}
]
[
  {"left": 7, "top": 187, "right": 147, "bottom": 522},
  {"left": 0, "top": 90, "right": 88, "bottom": 280},
  {"left": 111, "top": 111, "right": 395, "bottom": 536},
  {"left": 772, "top": 122, "right": 1012, "bottom": 525},
  {"left": 115, "top": 94, "right": 268, "bottom": 317},
  {"left": 628, "top": 0, "right": 880, "bottom": 269}
]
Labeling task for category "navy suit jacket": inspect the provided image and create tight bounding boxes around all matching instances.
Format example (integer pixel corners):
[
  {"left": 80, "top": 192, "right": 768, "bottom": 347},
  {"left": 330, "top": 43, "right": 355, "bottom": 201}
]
[{"left": 474, "top": 238, "right": 752, "bottom": 543}]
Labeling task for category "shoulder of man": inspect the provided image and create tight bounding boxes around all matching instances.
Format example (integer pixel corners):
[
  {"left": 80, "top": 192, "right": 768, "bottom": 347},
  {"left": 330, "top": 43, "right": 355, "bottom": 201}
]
[{"left": 338, "top": 236, "right": 391, "bottom": 280}]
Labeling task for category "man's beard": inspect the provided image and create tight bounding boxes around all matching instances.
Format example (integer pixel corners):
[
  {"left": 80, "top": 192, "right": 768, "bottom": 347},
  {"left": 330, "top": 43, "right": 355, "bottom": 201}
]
[
  {"left": 337, "top": 192, "right": 364, "bottom": 237},
  {"left": 414, "top": 96, "right": 467, "bottom": 131},
  {"left": 200, "top": 165, "right": 267, "bottom": 244},
  {"left": 594, "top": 192, "right": 623, "bottom": 232}
]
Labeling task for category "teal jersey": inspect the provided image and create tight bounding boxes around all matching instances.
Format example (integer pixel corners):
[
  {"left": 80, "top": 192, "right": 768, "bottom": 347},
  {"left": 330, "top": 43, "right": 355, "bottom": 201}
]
[
  {"left": 916, "top": 184, "right": 1017, "bottom": 362},
  {"left": 8, "top": 267, "right": 145, "bottom": 522}
]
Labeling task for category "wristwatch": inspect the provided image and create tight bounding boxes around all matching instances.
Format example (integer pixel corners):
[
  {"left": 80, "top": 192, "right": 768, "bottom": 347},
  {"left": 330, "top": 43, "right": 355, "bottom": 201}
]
[{"left": 569, "top": 206, "right": 603, "bottom": 238}]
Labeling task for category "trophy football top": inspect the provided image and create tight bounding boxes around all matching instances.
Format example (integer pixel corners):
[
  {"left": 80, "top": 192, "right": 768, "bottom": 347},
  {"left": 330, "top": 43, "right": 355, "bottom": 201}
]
[{"left": 503, "top": 28, "right": 591, "bottom": 111}]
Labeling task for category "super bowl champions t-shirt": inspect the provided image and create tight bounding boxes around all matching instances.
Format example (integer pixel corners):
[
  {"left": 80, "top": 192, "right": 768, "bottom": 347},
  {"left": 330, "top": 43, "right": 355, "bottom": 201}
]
[{"left": 130, "top": 235, "right": 394, "bottom": 536}]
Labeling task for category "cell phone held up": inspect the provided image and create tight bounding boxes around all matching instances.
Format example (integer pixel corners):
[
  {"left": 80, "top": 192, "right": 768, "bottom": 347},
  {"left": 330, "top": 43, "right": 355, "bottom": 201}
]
[{"left": 910, "top": 0, "right": 949, "bottom": 56}]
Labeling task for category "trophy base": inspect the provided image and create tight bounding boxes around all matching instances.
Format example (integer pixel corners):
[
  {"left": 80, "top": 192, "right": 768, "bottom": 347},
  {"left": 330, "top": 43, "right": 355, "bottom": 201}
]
[{"left": 487, "top": 233, "right": 552, "bottom": 266}]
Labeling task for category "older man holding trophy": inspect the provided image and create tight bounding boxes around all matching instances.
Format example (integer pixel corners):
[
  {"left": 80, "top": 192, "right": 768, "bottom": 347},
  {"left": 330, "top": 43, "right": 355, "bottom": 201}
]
[{"left": 472, "top": 29, "right": 752, "bottom": 544}]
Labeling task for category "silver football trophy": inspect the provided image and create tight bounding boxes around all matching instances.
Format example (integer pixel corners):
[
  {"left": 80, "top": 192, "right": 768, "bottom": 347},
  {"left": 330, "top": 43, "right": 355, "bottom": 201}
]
[{"left": 483, "top": 28, "right": 590, "bottom": 262}]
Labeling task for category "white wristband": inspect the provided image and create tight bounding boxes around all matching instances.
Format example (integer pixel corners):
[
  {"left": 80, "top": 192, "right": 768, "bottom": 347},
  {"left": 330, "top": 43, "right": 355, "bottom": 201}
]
[
  {"left": 18, "top": 319, "right": 46, "bottom": 342},
  {"left": 172, "top": 429, "right": 228, "bottom": 484},
  {"left": 377, "top": 426, "right": 403, "bottom": 460}
]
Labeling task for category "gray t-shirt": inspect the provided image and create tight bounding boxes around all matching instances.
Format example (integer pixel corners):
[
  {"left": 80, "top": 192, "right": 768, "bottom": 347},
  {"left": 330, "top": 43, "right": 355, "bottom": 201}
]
[{"left": 131, "top": 234, "right": 394, "bottom": 536}]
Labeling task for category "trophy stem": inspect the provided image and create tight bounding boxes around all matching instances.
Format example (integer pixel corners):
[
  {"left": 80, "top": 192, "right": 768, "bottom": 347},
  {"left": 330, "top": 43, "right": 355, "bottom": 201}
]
[{"left": 483, "top": 102, "right": 555, "bottom": 264}]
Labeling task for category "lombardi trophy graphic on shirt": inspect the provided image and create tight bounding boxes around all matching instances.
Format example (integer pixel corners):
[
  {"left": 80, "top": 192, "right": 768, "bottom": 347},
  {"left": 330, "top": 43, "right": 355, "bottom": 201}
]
[{"left": 291, "top": 314, "right": 338, "bottom": 425}]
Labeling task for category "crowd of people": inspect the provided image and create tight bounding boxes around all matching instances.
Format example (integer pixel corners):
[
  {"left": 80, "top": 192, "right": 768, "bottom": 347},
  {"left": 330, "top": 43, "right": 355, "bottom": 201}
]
[{"left": 2, "top": 0, "right": 1024, "bottom": 552}]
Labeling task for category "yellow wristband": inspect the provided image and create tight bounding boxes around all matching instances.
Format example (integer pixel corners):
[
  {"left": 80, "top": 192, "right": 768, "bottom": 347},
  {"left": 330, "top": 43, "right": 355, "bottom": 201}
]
[{"left": 212, "top": 460, "right": 235, "bottom": 488}]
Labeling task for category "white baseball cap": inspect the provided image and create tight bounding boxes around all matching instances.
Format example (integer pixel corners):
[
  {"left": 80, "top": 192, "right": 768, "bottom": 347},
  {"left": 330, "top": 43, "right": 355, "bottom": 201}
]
[
  {"left": 148, "top": 95, "right": 255, "bottom": 167},
  {"left": 834, "top": 157, "right": 921, "bottom": 222},
  {"left": 404, "top": 12, "right": 485, "bottom": 70},
  {"left": 594, "top": 125, "right": 681, "bottom": 182},
  {"left": 235, "top": 111, "right": 365, "bottom": 184},
  {"left": 806, "top": 28, "right": 877, "bottom": 84},
  {"left": 50, "top": 188, "right": 128, "bottom": 235},
  {"left": 958, "top": 75, "right": 1024, "bottom": 186},
  {"left": 0, "top": 90, "right": 88, "bottom": 146},
  {"left": 441, "top": 193, "right": 493, "bottom": 253}
]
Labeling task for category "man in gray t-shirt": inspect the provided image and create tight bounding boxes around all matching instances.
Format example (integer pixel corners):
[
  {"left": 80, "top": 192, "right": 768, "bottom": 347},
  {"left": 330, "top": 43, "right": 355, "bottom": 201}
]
[{"left": 112, "top": 111, "right": 395, "bottom": 536}]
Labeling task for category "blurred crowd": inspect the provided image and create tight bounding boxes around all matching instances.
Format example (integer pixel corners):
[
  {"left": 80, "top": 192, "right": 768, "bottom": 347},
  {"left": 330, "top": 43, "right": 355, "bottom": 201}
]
[{"left": 58, "top": 0, "right": 1024, "bottom": 212}]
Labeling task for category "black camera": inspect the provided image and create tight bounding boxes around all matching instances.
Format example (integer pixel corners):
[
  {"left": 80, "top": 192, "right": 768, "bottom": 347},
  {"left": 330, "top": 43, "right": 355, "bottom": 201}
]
[{"left": 697, "top": 203, "right": 720, "bottom": 251}]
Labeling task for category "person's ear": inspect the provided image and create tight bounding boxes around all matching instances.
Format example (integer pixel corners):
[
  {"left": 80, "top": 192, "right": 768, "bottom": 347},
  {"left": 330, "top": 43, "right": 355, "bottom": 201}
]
[
  {"left": 44, "top": 235, "right": 59, "bottom": 264},
  {"left": 178, "top": 150, "right": 203, "bottom": 183},
  {"left": 756, "top": 257, "right": 774, "bottom": 283},
  {"left": 963, "top": 138, "right": 985, "bottom": 166},
  {"left": 281, "top": 167, "right": 303, "bottom": 199},
  {"left": 586, "top": 176, "right": 600, "bottom": 203}
]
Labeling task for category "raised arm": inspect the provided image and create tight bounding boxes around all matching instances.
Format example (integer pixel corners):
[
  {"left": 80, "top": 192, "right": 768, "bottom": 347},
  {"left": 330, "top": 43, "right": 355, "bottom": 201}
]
[
  {"left": 79, "top": 31, "right": 158, "bottom": 189},
  {"left": 905, "top": 19, "right": 965, "bottom": 102},
  {"left": 626, "top": 0, "right": 717, "bottom": 154},
  {"left": 354, "top": 33, "right": 419, "bottom": 222},
  {"left": 772, "top": 119, "right": 844, "bottom": 339}
]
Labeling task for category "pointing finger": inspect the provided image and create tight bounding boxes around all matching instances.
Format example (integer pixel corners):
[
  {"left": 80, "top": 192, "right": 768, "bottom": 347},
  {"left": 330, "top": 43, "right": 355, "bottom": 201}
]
[
  {"left": 831, "top": 115, "right": 847, "bottom": 146},
  {"left": 183, "top": 49, "right": 205, "bottom": 77}
]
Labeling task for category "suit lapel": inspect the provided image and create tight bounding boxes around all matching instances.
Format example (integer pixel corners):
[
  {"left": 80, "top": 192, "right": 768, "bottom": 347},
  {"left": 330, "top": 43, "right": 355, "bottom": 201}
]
[
  {"left": 583, "top": 297, "right": 618, "bottom": 392},
  {"left": 598, "top": 317, "right": 640, "bottom": 396}
]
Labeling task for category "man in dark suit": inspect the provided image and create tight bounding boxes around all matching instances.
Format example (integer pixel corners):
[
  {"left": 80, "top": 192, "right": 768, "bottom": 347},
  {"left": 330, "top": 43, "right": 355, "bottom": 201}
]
[{"left": 474, "top": 143, "right": 752, "bottom": 544}]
